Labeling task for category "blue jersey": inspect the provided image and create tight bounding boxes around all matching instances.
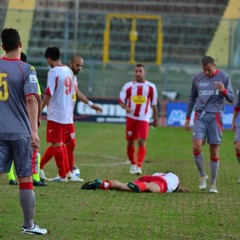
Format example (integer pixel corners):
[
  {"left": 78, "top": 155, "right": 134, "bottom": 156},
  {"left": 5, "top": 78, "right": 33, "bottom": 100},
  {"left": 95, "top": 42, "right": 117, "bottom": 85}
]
[
  {"left": 0, "top": 58, "right": 39, "bottom": 140},
  {"left": 186, "top": 69, "right": 234, "bottom": 118}
]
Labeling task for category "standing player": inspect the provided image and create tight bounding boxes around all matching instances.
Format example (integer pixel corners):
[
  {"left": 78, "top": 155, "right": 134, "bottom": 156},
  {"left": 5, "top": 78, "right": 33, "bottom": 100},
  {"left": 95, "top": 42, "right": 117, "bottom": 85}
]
[
  {"left": 81, "top": 171, "right": 189, "bottom": 193},
  {"left": 231, "top": 83, "right": 240, "bottom": 182},
  {"left": 0, "top": 28, "right": 47, "bottom": 234},
  {"left": 40, "top": 55, "right": 102, "bottom": 181},
  {"left": 41, "top": 47, "right": 74, "bottom": 182},
  {"left": 184, "top": 56, "right": 234, "bottom": 193},
  {"left": 119, "top": 64, "right": 158, "bottom": 175}
]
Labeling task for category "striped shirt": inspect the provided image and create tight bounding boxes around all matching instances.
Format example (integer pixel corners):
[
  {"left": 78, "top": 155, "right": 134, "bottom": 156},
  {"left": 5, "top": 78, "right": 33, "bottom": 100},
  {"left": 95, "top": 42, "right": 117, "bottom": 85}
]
[{"left": 119, "top": 80, "right": 158, "bottom": 122}]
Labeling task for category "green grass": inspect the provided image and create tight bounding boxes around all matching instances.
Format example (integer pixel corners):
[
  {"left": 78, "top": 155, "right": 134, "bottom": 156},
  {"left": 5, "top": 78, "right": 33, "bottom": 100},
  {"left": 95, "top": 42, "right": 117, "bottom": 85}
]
[{"left": 0, "top": 122, "right": 240, "bottom": 240}]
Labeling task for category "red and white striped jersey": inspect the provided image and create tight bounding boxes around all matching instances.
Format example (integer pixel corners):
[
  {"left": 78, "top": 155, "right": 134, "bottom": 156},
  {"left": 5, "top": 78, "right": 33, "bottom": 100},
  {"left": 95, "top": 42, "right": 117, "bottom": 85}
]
[
  {"left": 119, "top": 80, "right": 158, "bottom": 122},
  {"left": 45, "top": 65, "right": 75, "bottom": 124}
]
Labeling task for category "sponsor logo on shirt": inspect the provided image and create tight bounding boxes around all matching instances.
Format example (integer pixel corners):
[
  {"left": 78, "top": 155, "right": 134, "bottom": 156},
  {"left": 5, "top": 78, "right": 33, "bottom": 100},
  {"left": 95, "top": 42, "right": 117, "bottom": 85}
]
[
  {"left": 199, "top": 90, "right": 215, "bottom": 96},
  {"left": 29, "top": 75, "right": 38, "bottom": 83},
  {"left": 199, "top": 82, "right": 209, "bottom": 87},
  {"left": 131, "top": 95, "right": 146, "bottom": 104}
]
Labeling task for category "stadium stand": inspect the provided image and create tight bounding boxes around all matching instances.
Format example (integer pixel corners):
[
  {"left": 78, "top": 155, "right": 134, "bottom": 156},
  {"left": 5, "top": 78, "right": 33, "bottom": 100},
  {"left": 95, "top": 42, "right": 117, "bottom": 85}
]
[{"left": 25, "top": 0, "right": 229, "bottom": 66}]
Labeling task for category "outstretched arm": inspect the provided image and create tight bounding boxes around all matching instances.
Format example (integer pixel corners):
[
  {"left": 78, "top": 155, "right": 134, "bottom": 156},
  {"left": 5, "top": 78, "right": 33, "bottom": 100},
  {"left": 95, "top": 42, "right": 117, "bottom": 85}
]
[{"left": 177, "top": 186, "right": 190, "bottom": 193}]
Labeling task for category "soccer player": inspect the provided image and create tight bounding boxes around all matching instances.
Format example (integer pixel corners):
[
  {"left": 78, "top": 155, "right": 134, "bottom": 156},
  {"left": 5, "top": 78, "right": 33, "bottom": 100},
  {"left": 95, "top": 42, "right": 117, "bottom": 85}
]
[
  {"left": 184, "top": 56, "right": 234, "bottom": 193},
  {"left": 7, "top": 52, "right": 47, "bottom": 187},
  {"left": 119, "top": 64, "right": 158, "bottom": 175},
  {"left": 40, "top": 47, "right": 75, "bottom": 182},
  {"left": 0, "top": 28, "right": 47, "bottom": 234},
  {"left": 81, "top": 171, "right": 189, "bottom": 193},
  {"left": 40, "top": 55, "right": 102, "bottom": 181},
  {"left": 231, "top": 83, "right": 240, "bottom": 182}
]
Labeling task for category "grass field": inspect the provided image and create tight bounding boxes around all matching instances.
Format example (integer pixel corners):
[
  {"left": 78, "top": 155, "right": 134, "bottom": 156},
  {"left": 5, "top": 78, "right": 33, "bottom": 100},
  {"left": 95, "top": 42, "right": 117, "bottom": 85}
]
[{"left": 0, "top": 122, "right": 240, "bottom": 240}]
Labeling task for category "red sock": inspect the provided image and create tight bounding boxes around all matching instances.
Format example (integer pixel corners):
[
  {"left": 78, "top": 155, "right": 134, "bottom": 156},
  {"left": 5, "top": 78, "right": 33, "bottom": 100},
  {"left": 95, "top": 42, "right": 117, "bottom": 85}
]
[
  {"left": 53, "top": 146, "right": 66, "bottom": 178},
  {"left": 137, "top": 146, "right": 146, "bottom": 167},
  {"left": 135, "top": 182, "right": 146, "bottom": 192},
  {"left": 40, "top": 145, "right": 54, "bottom": 169},
  {"left": 63, "top": 145, "right": 70, "bottom": 174},
  {"left": 99, "top": 180, "right": 112, "bottom": 190},
  {"left": 127, "top": 145, "right": 136, "bottom": 164},
  {"left": 66, "top": 140, "right": 75, "bottom": 172},
  {"left": 19, "top": 182, "right": 34, "bottom": 190}
]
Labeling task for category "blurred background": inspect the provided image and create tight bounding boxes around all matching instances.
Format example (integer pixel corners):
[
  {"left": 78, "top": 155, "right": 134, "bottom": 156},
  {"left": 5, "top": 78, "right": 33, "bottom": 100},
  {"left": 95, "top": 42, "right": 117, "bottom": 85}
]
[{"left": 0, "top": 0, "right": 240, "bottom": 102}]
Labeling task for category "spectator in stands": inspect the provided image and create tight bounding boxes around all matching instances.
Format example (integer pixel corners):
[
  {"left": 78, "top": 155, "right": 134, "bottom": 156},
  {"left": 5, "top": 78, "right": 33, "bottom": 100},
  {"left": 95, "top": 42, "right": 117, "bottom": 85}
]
[
  {"left": 81, "top": 171, "right": 189, "bottom": 193},
  {"left": 119, "top": 64, "right": 158, "bottom": 175},
  {"left": 0, "top": 28, "right": 47, "bottom": 235},
  {"left": 184, "top": 56, "right": 234, "bottom": 193}
]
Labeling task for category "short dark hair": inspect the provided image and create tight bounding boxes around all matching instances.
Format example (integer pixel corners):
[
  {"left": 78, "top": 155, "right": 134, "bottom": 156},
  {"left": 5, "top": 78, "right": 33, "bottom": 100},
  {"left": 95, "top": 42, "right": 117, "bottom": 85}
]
[
  {"left": 21, "top": 52, "right": 27, "bottom": 62},
  {"left": 1, "top": 28, "right": 21, "bottom": 52},
  {"left": 45, "top": 47, "right": 60, "bottom": 61},
  {"left": 135, "top": 63, "right": 145, "bottom": 68},
  {"left": 201, "top": 56, "right": 215, "bottom": 66}
]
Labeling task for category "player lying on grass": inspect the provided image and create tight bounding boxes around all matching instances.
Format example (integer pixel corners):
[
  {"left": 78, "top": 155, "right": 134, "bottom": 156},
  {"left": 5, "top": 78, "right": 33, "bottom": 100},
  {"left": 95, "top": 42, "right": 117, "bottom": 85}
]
[{"left": 81, "top": 171, "right": 189, "bottom": 193}]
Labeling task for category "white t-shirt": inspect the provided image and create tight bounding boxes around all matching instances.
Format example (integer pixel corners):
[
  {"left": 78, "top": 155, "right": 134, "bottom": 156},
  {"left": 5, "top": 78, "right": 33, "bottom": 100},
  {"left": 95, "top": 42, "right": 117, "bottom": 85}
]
[
  {"left": 46, "top": 65, "right": 74, "bottom": 124},
  {"left": 152, "top": 172, "right": 180, "bottom": 193}
]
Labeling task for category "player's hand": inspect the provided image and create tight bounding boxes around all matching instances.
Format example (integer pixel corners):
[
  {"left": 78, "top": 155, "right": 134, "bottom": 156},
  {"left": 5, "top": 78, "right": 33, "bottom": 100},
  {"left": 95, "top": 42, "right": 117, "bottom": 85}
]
[
  {"left": 91, "top": 104, "right": 103, "bottom": 114},
  {"left": 125, "top": 107, "right": 132, "bottom": 113},
  {"left": 214, "top": 81, "right": 225, "bottom": 92},
  {"left": 184, "top": 120, "right": 191, "bottom": 131},
  {"left": 152, "top": 119, "right": 158, "bottom": 127},
  {"left": 31, "top": 131, "right": 40, "bottom": 149}
]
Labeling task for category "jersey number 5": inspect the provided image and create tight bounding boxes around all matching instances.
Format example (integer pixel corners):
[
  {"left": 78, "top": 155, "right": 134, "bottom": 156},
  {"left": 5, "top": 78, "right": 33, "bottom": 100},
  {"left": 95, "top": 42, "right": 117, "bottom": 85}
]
[{"left": 0, "top": 73, "right": 9, "bottom": 101}]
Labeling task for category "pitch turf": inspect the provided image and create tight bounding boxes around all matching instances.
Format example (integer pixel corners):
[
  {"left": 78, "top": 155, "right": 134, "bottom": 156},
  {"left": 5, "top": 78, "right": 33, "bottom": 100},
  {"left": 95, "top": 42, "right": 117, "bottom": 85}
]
[{"left": 0, "top": 122, "right": 239, "bottom": 239}]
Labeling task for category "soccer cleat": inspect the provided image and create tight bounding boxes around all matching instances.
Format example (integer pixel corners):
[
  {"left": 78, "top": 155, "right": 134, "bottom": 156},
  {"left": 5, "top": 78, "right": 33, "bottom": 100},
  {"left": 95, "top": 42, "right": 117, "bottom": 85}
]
[
  {"left": 129, "top": 164, "right": 137, "bottom": 174},
  {"left": 135, "top": 167, "right": 142, "bottom": 175},
  {"left": 40, "top": 169, "right": 48, "bottom": 181},
  {"left": 48, "top": 175, "right": 68, "bottom": 182},
  {"left": 69, "top": 174, "right": 84, "bottom": 182},
  {"left": 127, "top": 182, "right": 141, "bottom": 193},
  {"left": 199, "top": 175, "right": 208, "bottom": 190},
  {"left": 81, "top": 179, "right": 102, "bottom": 190},
  {"left": 9, "top": 179, "right": 18, "bottom": 185},
  {"left": 209, "top": 185, "right": 218, "bottom": 194},
  {"left": 22, "top": 224, "right": 47, "bottom": 235},
  {"left": 33, "top": 179, "right": 47, "bottom": 187}
]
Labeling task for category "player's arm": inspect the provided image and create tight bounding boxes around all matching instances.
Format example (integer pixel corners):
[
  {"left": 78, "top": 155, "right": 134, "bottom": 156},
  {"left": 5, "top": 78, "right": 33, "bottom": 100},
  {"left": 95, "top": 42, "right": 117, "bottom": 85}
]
[
  {"left": 26, "top": 94, "right": 39, "bottom": 149},
  {"left": 41, "top": 94, "right": 51, "bottom": 113},
  {"left": 177, "top": 186, "right": 190, "bottom": 193},
  {"left": 76, "top": 87, "right": 102, "bottom": 113},
  {"left": 152, "top": 105, "right": 158, "bottom": 127}
]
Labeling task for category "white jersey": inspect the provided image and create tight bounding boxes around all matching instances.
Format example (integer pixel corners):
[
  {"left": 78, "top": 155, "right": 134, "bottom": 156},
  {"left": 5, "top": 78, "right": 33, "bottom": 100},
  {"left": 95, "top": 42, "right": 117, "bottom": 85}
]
[
  {"left": 119, "top": 80, "right": 158, "bottom": 122},
  {"left": 45, "top": 65, "right": 74, "bottom": 124},
  {"left": 152, "top": 172, "right": 180, "bottom": 193}
]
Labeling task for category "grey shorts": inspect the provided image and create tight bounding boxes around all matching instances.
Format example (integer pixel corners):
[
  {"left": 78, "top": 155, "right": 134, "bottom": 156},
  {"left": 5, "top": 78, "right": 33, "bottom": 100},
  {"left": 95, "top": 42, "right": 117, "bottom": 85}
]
[
  {"left": 192, "top": 112, "right": 223, "bottom": 145},
  {"left": 0, "top": 137, "right": 33, "bottom": 177}
]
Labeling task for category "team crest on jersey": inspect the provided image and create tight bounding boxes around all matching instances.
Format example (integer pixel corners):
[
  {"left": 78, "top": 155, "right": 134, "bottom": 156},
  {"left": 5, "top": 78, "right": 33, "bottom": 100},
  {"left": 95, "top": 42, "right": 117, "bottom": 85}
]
[
  {"left": 29, "top": 75, "right": 38, "bottom": 83},
  {"left": 132, "top": 95, "right": 146, "bottom": 104},
  {"left": 29, "top": 66, "right": 35, "bottom": 71},
  {"left": 127, "top": 131, "right": 133, "bottom": 136}
]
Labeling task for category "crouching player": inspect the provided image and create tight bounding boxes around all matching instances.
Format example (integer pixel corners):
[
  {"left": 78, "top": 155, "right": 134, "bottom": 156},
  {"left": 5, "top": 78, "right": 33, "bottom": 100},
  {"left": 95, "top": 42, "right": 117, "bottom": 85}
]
[{"left": 81, "top": 171, "right": 189, "bottom": 193}]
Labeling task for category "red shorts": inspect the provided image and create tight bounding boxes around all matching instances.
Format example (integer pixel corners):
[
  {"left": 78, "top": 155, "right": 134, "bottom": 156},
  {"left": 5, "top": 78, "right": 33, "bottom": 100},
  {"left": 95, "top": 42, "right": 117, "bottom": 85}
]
[
  {"left": 64, "top": 123, "right": 76, "bottom": 144},
  {"left": 46, "top": 120, "right": 65, "bottom": 143},
  {"left": 126, "top": 117, "right": 149, "bottom": 141},
  {"left": 134, "top": 175, "right": 168, "bottom": 193}
]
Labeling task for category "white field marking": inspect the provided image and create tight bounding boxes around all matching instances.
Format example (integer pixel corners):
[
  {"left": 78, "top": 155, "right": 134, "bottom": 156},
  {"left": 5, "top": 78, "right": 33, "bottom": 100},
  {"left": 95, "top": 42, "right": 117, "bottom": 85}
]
[{"left": 76, "top": 153, "right": 130, "bottom": 166}]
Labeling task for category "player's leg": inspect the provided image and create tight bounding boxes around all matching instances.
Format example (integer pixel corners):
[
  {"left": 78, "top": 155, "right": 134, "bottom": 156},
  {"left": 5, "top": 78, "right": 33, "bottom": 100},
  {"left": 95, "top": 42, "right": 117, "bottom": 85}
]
[
  {"left": 46, "top": 121, "right": 67, "bottom": 181},
  {"left": 12, "top": 138, "right": 47, "bottom": 235},
  {"left": 136, "top": 120, "right": 149, "bottom": 175},
  {"left": 8, "top": 162, "right": 18, "bottom": 185},
  {"left": 233, "top": 127, "right": 240, "bottom": 182},
  {"left": 192, "top": 113, "right": 208, "bottom": 190},
  {"left": 208, "top": 113, "right": 222, "bottom": 193},
  {"left": 126, "top": 117, "right": 137, "bottom": 174},
  {"left": 33, "top": 153, "right": 47, "bottom": 186}
]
